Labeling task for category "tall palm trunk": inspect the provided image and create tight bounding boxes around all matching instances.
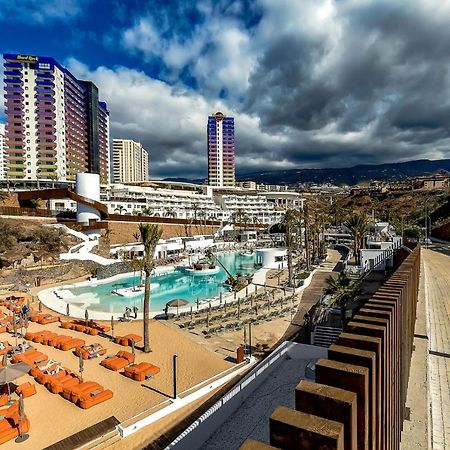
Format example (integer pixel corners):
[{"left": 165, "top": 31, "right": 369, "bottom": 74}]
[
  {"left": 304, "top": 205, "right": 311, "bottom": 270},
  {"left": 143, "top": 268, "right": 151, "bottom": 352}
]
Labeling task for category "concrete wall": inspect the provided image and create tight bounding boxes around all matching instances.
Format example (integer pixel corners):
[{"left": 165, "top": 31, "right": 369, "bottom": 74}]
[
  {"left": 168, "top": 343, "right": 327, "bottom": 450},
  {"left": 243, "top": 245, "right": 421, "bottom": 450}
]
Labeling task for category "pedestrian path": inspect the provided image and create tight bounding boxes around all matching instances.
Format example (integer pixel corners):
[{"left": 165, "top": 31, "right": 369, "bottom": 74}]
[{"left": 422, "top": 249, "right": 450, "bottom": 449}]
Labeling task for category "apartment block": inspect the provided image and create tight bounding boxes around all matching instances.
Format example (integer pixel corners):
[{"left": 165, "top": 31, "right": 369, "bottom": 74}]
[{"left": 112, "top": 139, "right": 149, "bottom": 183}]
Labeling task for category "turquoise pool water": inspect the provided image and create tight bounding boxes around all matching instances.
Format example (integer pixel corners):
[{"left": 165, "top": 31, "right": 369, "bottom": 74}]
[{"left": 67, "top": 252, "right": 258, "bottom": 313}]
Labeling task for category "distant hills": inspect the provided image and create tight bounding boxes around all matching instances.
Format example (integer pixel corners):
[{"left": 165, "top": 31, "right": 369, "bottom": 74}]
[
  {"left": 163, "top": 158, "right": 450, "bottom": 186},
  {"left": 237, "top": 159, "right": 450, "bottom": 186}
]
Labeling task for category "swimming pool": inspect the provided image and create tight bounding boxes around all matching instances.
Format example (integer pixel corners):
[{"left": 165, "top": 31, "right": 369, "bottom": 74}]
[{"left": 64, "top": 252, "right": 258, "bottom": 313}]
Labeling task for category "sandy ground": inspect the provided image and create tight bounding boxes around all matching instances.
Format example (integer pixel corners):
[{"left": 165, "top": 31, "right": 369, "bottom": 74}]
[{"left": 0, "top": 305, "right": 232, "bottom": 449}]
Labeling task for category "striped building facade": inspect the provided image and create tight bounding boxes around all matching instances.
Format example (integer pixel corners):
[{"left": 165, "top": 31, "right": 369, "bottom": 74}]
[{"left": 3, "top": 53, "right": 109, "bottom": 182}]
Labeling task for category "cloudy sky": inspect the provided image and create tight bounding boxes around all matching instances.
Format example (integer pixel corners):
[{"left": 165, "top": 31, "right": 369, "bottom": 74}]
[{"left": 1, "top": 0, "right": 450, "bottom": 179}]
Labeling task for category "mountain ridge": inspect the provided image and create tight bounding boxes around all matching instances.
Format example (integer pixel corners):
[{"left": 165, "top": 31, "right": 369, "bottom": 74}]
[{"left": 163, "top": 158, "right": 450, "bottom": 186}]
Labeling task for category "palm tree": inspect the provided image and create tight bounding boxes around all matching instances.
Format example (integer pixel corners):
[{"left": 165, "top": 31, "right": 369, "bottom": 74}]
[
  {"left": 344, "top": 213, "right": 370, "bottom": 265},
  {"left": 324, "top": 271, "right": 361, "bottom": 324},
  {"left": 282, "top": 209, "right": 301, "bottom": 287},
  {"left": 0, "top": 192, "right": 9, "bottom": 202},
  {"left": 164, "top": 208, "right": 176, "bottom": 218},
  {"left": 137, "top": 223, "right": 163, "bottom": 353},
  {"left": 205, "top": 248, "right": 237, "bottom": 288},
  {"left": 115, "top": 205, "right": 126, "bottom": 215}
]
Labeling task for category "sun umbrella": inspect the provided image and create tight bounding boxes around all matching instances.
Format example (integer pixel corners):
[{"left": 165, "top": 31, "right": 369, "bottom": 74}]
[
  {"left": 167, "top": 299, "right": 189, "bottom": 317},
  {"left": 0, "top": 362, "right": 30, "bottom": 401},
  {"left": 66, "top": 303, "right": 70, "bottom": 317},
  {"left": 38, "top": 301, "right": 42, "bottom": 313},
  {"left": 15, "top": 394, "right": 29, "bottom": 443},
  {"left": 166, "top": 299, "right": 189, "bottom": 308},
  {"left": 131, "top": 339, "right": 135, "bottom": 355},
  {"left": 110, "top": 316, "right": 115, "bottom": 340},
  {"left": 84, "top": 309, "right": 89, "bottom": 326}
]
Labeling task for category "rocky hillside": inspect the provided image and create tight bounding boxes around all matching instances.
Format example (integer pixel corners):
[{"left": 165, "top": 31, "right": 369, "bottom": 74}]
[{"left": 0, "top": 218, "right": 76, "bottom": 269}]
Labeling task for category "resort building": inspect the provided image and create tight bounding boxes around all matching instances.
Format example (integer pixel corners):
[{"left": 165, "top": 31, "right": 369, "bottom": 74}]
[
  {"left": 3, "top": 53, "right": 109, "bottom": 183},
  {"left": 207, "top": 112, "right": 235, "bottom": 187},
  {"left": 48, "top": 181, "right": 304, "bottom": 225},
  {"left": 236, "top": 180, "right": 257, "bottom": 190},
  {"left": 112, "top": 139, "right": 149, "bottom": 183},
  {"left": 0, "top": 123, "right": 5, "bottom": 180}
]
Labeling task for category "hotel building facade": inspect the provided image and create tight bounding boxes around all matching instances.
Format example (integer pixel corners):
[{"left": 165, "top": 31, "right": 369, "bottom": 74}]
[
  {"left": 207, "top": 112, "right": 235, "bottom": 187},
  {"left": 112, "top": 139, "right": 149, "bottom": 183},
  {"left": 3, "top": 53, "right": 109, "bottom": 182},
  {"left": 0, "top": 124, "right": 5, "bottom": 179}
]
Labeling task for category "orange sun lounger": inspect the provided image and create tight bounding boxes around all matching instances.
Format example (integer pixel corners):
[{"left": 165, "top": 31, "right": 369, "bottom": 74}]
[
  {"left": 79, "top": 388, "right": 113, "bottom": 409},
  {"left": 114, "top": 334, "right": 142, "bottom": 347},
  {"left": 0, "top": 402, "right": 30, "bottom": 445},
  {"left": 46, "top": 373, "right": 80, "bottom": 395},
  {"left": 62, "top": 381, "right": 100, "bottom": 402},
  {"left": 46, "top": 335, "right": 72, "bottom": 348},
  {"left": 58, "top": 338, "right": 85, "bottom": 351},
  {"left": 123, "top": 362, "right": 160, "bottom": 381},
  {"left": 100, "top": 351, "right": 135, "bottom": 371},
  {"left": 12, "top": 350, "right": 48, "bottom": 366},
  {"left": 37, "top": 314, "right": 60, "bottom": 325},
  {"left": 15, "top": 382, "right": 36, "bottom": 398},
  {"left": 74, "top": 344, "right": 107, "bottom": 360}
]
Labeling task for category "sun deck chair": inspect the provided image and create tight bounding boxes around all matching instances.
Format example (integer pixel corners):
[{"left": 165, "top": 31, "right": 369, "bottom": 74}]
[
  {"left": 30, "top": 359, "right": 60, "bottom": 377},
  {"left": 47, "top": 335, "right": 72, "bottom": 348},
  {"left": 114, "top": 334, "right": 142, "bottom": 347},
  {"left": 46, "top": 373, "right": 80, "bottom": 395},
  {"left": 58, "top": 338, "right": 85, "bottom": 351},
  {"left": 123, "top": 362, "right": 160, "bottom": 381},
  {"left": 0, "top": 402, "right": 30, "bottom": 445},
  {"left": 15, "top": 382, "right": 36, "bottom": 398},
  {"left": 100, "top": 351, "right": 135, "bottom": 371},
  {"left": 35, "top": 364, "right": 68, "bottom": 385},
  {"left": 78, "top": 387, "right": 113, "bottom": 409},
  {"left": 62, "top": 381, "right": 101, "bottom": 402},
  {"left": 12, "top": 349, "right": 48, "bottom": 366},
  {"left": 37, "top": 314, "right": 60, "bottom": 325},
  {"left": 74, "top": 344, "right": 107, "bottom": 360},
  {"left": 0, "top": 342, "right": 12, "bottom": 357}
]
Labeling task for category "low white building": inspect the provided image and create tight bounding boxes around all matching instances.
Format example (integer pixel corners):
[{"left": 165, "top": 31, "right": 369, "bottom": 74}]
[{"left": 49, "top": 182, "right": 305, "bottom": 226}]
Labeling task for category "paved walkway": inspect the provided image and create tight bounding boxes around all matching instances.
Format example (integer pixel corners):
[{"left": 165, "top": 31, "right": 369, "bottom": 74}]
[
  {"left": 419, "top": 249, "right": 450, "bottom": 449},
  {"left": 200, "top": 356, "right": 311, "bottom": 450},
  {"left": 279, "top": 253, "right": 341, "bottom": 343}
]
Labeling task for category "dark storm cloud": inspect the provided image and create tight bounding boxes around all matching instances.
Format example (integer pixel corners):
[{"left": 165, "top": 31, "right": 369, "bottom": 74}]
[{"left": 238, "top": 0, "right": 450, "bottom": 173}]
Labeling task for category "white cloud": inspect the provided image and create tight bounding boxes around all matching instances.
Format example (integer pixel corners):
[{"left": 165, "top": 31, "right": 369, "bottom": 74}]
[
  {"left": 0, "top": 0, "right": 89, "bottom": 23},
  {"left": 66, "top": 58, "right": 284, "bottom": 178}
]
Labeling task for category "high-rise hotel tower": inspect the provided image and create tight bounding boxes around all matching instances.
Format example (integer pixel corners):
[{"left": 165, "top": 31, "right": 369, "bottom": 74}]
[
  {"left": 3, "top": 54, "right": 109, "bottom": 182},
  {"left": 207, "top": 111, "right": 235, "bottom": 187}
]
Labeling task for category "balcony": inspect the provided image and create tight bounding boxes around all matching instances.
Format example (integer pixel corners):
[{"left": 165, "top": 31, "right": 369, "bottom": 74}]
[
  {"left": 36, "top": 79, "right": 55, "bottom": 87},
  {"left": 5, "top": 124, "right": 25, "bottom": 132},
  {"left": 4, "top": 78, "right": 23, "bottom": 85},
  {"left": 4, "top": 62, "right": 21, "bottom": 69},
  {"left": 36, "top": 72, "right": 54, "bottom": 79}
]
